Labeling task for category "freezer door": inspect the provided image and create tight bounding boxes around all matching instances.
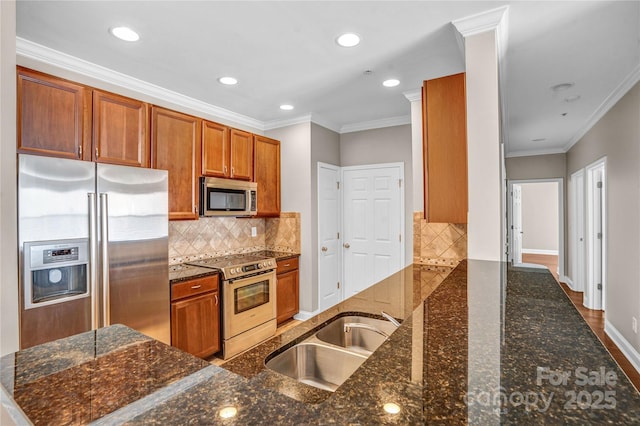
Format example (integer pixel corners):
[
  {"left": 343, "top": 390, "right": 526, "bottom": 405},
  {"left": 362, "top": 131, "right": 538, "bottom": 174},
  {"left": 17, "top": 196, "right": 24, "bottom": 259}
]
[
  {"left": 18, "top": 154, "right": 95, "bottom": 348},
  {"left": 97, "top": 164, "right": 170, "bottom": 344}
]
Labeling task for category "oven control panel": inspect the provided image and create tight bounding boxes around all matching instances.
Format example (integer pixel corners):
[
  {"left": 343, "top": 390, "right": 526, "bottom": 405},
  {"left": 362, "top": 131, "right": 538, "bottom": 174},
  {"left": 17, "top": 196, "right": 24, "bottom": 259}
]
[{"left": 226, "top": 259, "right": 276, "bottom": 278}]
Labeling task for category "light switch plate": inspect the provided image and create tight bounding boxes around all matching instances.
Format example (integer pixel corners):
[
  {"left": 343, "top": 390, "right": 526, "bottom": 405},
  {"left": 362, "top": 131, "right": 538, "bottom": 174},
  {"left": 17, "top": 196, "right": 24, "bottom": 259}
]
[{"left": 251, "top": 226, "right": 257, "bottom": 237}]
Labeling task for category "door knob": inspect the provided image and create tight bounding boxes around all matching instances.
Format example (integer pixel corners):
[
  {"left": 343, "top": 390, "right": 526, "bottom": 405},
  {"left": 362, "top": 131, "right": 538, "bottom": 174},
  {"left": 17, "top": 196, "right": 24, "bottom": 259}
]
[
  {"left": 321, "top": 246, "right": 328, "bottom": 252},
  {"left": 344, "top": 243, "right": 350, "bottom": 249}
]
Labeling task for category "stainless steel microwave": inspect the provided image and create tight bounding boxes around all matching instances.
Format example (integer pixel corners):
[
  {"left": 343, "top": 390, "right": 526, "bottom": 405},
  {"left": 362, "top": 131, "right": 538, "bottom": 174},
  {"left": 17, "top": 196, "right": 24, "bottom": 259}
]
[{"left": 199, "top": 177, "right": 257, "bottom": 217}]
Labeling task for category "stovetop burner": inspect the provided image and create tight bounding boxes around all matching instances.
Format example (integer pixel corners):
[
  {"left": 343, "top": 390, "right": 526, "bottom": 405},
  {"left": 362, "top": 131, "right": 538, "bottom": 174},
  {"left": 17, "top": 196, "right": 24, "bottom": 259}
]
[{"left": 186, "top": 253, "right": 276, "bottom": 280}]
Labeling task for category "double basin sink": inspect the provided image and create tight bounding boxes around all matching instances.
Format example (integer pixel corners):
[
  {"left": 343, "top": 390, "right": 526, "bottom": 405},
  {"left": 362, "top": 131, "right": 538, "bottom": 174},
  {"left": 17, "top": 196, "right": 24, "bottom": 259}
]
[{"left": 265, "top": 313, "right": 400, "bottom": 392}]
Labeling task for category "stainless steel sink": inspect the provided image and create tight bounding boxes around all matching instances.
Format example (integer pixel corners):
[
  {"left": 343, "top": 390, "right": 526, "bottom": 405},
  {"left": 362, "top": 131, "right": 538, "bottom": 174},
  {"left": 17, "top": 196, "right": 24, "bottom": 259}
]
[
  {"left": 265, "top": 342, "right": 367, "bottom": 392},
  {"left": 314, "top": 315, "right": 399, "bottom": 356}
]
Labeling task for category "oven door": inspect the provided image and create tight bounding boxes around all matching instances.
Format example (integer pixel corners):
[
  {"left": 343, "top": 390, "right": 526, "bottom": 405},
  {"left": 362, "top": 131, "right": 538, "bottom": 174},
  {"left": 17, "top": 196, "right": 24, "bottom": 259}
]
[{"left": 223, "top": 271, "right": 276, "bottom": 339}]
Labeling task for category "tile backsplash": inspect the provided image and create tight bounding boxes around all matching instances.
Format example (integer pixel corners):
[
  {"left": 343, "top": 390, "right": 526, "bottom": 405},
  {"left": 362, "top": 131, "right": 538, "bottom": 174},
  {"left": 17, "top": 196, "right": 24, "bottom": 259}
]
[
  {"left": 168, "top": 212, "right": 301, "bottom": 265},
  {"left": 413, "top": 212, "right": 467, "bottom": 267}
]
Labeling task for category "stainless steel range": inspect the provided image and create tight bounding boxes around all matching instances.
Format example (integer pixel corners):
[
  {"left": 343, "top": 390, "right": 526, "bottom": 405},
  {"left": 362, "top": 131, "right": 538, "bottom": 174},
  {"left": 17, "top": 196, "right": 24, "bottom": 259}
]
[{"left": 187, "top": 254, "right": 277, "bottom": 359}]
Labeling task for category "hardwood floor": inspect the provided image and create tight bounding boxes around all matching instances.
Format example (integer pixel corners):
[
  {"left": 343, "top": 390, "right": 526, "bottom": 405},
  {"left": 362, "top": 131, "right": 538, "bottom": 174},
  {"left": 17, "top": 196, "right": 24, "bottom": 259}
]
[{"left": 522, "top": 253, "right": 640, "bottom": 392}]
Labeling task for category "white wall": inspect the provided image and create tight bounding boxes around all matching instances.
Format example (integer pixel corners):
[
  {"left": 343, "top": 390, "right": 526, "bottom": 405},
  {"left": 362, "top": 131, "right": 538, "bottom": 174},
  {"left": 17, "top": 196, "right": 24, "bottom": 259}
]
[
  {"left": 567, "top": 81, "right": 640, "bottom": 353},
  {"left": 520, "top": 182, "right": 559, "bottom": 253},
  {"left": 0, "top": 0, "right": 19, "bottom": 356},
  {"left": 265, "top": 123, "right": 313, "bottom": 312}
]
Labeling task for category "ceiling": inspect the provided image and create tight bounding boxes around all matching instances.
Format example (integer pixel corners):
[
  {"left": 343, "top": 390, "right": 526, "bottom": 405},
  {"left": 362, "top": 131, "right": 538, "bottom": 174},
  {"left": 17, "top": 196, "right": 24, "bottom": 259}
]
[{"left": 16, "top": 1, "right": 640, "bottom": 157}]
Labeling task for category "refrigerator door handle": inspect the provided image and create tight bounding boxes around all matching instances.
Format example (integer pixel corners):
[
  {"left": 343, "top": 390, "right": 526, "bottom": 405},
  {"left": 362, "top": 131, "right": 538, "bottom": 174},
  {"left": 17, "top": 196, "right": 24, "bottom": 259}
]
[
  {"left": 88, "top": 192, "right": 99, "bottom": 330},
  {"left": 100, "top": 193, "right": 110, "bottom": 327}
]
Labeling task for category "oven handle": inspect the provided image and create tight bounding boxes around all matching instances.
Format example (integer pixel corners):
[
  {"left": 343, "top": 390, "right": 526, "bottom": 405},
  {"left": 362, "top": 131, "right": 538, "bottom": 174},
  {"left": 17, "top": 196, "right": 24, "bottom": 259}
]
[{"left": 226, "top": 270, "right": 276, "bottom": 285}]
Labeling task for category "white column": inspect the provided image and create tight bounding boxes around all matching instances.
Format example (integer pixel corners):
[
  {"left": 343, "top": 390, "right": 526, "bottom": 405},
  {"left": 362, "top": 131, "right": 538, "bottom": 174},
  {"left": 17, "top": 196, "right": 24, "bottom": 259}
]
[
  {"left": 0, "top": 0, "right": 19, "bottom": 356},
  {"left": 453, "top": 6, "right": 508, "bottom": 261}
]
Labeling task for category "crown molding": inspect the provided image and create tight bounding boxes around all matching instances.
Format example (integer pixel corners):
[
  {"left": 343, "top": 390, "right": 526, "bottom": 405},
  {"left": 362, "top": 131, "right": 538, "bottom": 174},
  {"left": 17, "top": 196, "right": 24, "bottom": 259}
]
[
  {"left": 403, "top": 89, "right": 421, "bottom": 102},
  {"left": 340, "top": 115, "right": 411, "bottom": 134},
  {"left": 310, "top": 113, "right": 341, "bottom": 133},
  {"left": 263, "top": 114, "right": 313, "bottom": 131},
  {"left": 563, "top": 63, "right": 640, "bottom": 152},
  {"left": 451, "top": 5, "right": 509, "bottom": 39},
  {"left": 16, "top": 37, "right": 265, "bottom": 131},
  {"left": 504, "top": 147, "right": 567, "bottom": 159}
]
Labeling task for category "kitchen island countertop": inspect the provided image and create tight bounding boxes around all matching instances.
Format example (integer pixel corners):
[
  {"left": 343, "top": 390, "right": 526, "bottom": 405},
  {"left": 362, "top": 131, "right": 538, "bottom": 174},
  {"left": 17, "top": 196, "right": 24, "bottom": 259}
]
[{"left": 3, "top": 261, "right": 640, "bottom": 424}]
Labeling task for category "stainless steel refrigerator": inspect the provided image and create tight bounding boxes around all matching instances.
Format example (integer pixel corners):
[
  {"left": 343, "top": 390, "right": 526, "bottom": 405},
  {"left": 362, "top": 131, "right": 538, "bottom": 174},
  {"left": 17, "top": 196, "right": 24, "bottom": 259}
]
[{"left": 18, "top": 154, "right": 170, "bottom": 349}]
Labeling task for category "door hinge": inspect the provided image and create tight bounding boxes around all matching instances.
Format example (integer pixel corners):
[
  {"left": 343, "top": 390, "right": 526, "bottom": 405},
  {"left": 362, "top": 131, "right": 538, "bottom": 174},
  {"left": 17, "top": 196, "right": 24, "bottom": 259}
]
[
  {"left": 399, "top": 179, "right": 402, "bottom": 188},
  {"left": 337, "top": 181, "right": 340, "bottom": 189},
  {"left": 337, "top": 281, "right": 341, "bottom": 289},
  {"left": 337, "top": 232, "right": 340, "bottom": 239},
  {"left": 399, "top": 234, "right": 402, "bottom": 243},
  {"left": 597, "top": 232, "right": 602, "bottom": 239},
  {"left": 597, "top": 283, "right": 602, "bottom": 290},
  {"left": 597, "top": 181, "right": 603, "bottom": 189}
]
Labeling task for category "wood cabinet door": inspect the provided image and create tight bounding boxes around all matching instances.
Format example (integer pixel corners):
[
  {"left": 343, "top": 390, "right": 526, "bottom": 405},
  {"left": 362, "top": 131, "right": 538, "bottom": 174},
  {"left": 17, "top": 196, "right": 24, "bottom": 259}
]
[
  {"left": 151, "top": 106, "right": 201, "bottom": 220},
  {"left": 253, "top": 135, "right": 281, "bottom": 217},
  {"left": 93, "top": 90, "right": 150, "bottom": 167},
  {"left": 229, "top": 129, "right": 253, "bottom": 181},
  {"left": 17, "top": 67, "right": 91, "bottom": 160},
  {"left": 423, "top": 72, "right": 467, "bottom": 223},
  {"left": 276, "top": 270, "right": 299, "bottom": 324},
  {"left": 202, "top": 120, "right": 229, "bottom": 177},
  {"left": 171, "top": 291, "right": 220, "bottom": 358}
]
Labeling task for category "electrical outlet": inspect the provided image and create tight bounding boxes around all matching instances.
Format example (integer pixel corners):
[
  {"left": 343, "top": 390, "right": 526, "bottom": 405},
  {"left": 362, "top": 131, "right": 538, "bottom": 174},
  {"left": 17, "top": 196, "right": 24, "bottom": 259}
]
[
  {"left": 251, "top": 226, "right": 257, "bottom": 237},
  {"left": 633, "top": 317, "right": 638, "bottom": 334}
]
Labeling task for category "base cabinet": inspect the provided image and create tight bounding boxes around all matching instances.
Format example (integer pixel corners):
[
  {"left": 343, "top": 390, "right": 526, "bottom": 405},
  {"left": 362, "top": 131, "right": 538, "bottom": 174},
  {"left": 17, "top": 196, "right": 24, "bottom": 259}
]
[
  {"left": 171, "top": 275, "right": 220, "bottom": 358},
  {"left": 276, "top": 257, "right": 299, "bottom": 324}
]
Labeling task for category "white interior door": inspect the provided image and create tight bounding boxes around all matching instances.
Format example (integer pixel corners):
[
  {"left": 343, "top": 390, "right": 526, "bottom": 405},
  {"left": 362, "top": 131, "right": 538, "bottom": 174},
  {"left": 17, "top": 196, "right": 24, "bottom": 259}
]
[
  {"left": 511, "top": 184, "right": 523, "bottom": 264},
  {"left": 585, "top": 159, "right": 606, "bottom": 310},
  {"left": 570, "top": 170, "right": 586, "bottom": 292},
  {"left": 318, "top": 163, "right": 342, "bottom": 311},
  {"left": 342, "top": 164, "right": 403, "bottom": 298}
]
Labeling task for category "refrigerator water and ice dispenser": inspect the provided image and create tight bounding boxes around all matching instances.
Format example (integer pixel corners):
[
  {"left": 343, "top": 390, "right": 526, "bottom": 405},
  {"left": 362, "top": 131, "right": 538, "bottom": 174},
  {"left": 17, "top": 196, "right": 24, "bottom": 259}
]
[{"left": 23, "top": 239, "right": 89, "bottom": 309}]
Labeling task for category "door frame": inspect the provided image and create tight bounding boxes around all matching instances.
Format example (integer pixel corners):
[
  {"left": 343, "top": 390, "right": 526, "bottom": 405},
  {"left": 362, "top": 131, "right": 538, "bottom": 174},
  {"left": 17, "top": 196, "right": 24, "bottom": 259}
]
[
  {"left": 584, "top": 157, "right": 607, "bottom": 311},
  {"left": 569, "top": 169, "right": 585, "bottom": 292},
  {"left": 507, "top": 178, "right": 565, "bottom": 279},
  {"left": 317, "top": 162, "right": 343, "bottom": 311}
]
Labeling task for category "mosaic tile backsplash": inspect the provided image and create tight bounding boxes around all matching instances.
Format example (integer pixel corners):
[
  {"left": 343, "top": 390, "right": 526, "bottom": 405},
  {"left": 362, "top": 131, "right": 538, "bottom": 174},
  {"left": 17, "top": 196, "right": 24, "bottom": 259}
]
[
  {"left": 168, "top": 212, "right": 301, "bottom": 265},
  {"left": 413, "top": 212, "right": 467, "bottom": 267}
]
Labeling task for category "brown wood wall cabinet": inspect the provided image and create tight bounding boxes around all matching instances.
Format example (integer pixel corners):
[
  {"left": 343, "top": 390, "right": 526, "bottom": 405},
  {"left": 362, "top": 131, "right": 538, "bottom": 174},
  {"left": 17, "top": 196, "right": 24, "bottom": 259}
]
[
  {"left": 253, "top": 135, "right": 281, "bottom": 217},
  {"left": 17, "top": 67, "right": 282, "bottom": 220},
  {"left": 171, "top": 274, "right": 220, "bottom": 358},
  {"left": 151, "top": 106, "right": 201, "bottom": 220},
  {"left": 92, "top": 90, "right": 150, "bottom": 167},
  {"left": 17, "top": 67, "right": 91, "bottom": 160},
  {"left": 276, "top": 257, "right": 299, "bottom": 324},
  {"left": 422, "top": 72, "right": 468, "bottom": 224},
  {"left": 229, "top": 129, "right": 254, "bottom": 181},
  {"left": 201, "top": 120, "right": 230, "bottom": 177}
]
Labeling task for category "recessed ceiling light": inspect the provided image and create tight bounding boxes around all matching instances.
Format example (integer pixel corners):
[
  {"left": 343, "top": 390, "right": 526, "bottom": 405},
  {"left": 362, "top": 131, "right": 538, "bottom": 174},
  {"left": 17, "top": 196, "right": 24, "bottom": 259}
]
[
  {"left": 531, "top": 138, "right": 546, "bottom": 142},
  {"left": 280, "top": 104, "right": 294, "bottom": 111},
  {"left": 383, "top": 79, "right": 400, "bottom": 88},
  {"left": 218, "top": 77, "right": 238, "bottom": 85},
  {"left": 564, "top": 95, "right": 581, "bottom": 103},
  {"left": 551, "top": 82, "right": 574, "bottom": 92},
  {"left": 110, "top": 26, "right": 140, "bottom": 42},
  {"left": 336, "top": 33, "right": 360, "bottom": 47}
]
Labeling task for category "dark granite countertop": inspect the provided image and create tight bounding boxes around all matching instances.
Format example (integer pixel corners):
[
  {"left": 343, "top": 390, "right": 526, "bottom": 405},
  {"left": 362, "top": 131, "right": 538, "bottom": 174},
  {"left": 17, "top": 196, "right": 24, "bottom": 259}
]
[
  {"left": 169, "top": 263, "right": 218, "bottom": 284},
  {"left": 252, "top": 250, "right": 300, "bottom": 261},
  {"left": 3, "top": 261, "right": 640, "bottom": 424}
]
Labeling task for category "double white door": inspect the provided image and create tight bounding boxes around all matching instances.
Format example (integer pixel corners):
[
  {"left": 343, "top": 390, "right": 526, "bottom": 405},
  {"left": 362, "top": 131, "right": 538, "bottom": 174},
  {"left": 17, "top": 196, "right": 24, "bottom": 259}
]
[{"left": 318, "top": 163, "right": 403, "bottom": 311}]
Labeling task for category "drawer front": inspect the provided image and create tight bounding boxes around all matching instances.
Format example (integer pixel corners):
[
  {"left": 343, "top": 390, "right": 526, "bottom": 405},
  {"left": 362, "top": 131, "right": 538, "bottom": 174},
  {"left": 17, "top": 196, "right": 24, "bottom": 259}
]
[
  {"left": 276, "top": 257, "right": 298, "bottom": 274},
  {"left": 171, "top": 274, "right": 219, "bottom": 301}
]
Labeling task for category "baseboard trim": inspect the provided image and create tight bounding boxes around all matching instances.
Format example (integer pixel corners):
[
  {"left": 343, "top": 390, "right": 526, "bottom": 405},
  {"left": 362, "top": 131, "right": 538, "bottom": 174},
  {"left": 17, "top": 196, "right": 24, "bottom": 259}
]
[
  {"left": 604, "top": 320, "right": 640, "bottom": 375},
  {"left": 522, "top": 249, "right": 559, "bottom": 255},
  {"left": 294, "top": 310, "right": 319, "bottom": 321},
  {"left": 561, "top": 275, "right": 575, "bottom": 289}
]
